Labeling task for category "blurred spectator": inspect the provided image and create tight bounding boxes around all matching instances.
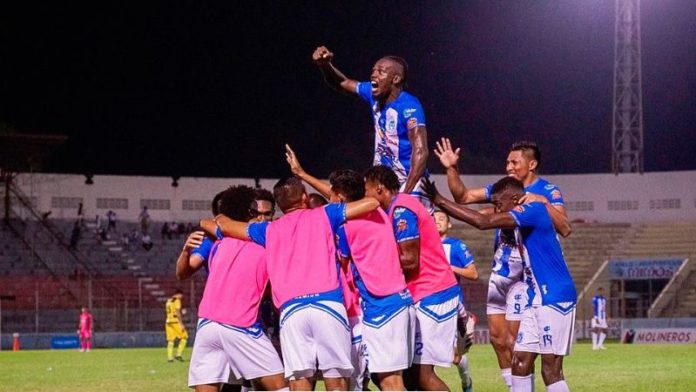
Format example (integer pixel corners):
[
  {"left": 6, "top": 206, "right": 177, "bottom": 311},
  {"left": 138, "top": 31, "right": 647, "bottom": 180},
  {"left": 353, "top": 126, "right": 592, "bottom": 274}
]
[
  {"left": 106, "top": 210, "right": 117, "bottom": 231},
  {"left": 185, "top": 222, "right": 195, "bottom": 234},
  {"left": 161, "top": 222, "right": 171, "bottom": 240},
  {"left": 176, "top": 222, "right": 186, "bottom": 238},
  {"left": 121, "top": 232, "right": 130, "bottom": 250},
  {"left": 142, "top": 233, "right": 154, "bottom": 251},
  {"left": 169, "top": 222, "right": 179, "bottom": 239},
  {"left": 130, "top": 228, "right": 141, "bottom": 244},
  {"left": 69, "top": 221, "right": 81, "bottom": 250},
  {"left": 139, "top": 206, "right": 150, "bottom": 234}
]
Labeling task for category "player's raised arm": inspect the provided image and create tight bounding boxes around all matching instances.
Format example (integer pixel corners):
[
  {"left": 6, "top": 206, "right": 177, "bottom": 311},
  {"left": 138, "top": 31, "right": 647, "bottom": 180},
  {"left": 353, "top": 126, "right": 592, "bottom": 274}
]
[
  {"left": 285, "top": 144, "right": 332, "bottom": 199},
  {"left": 424, "top": 180, "right": 516, "bottom": 230},
  {"left": 434, "top": 138, "right": 487, "bottom": 204},
  {"left": 175, "top": 230, "right": 206, "bottom": 280},
  {"left": 402, "top": 124, "right": 428, "bottom": 194},
  {"left": 518, "top": 193, "right": 571, "bottom": 237},
  {"left": 344, "top": 197, "right": 380, "bottom": 220},
  {"left": 312, "top": 46, "right": 358, "bottom": 95}
]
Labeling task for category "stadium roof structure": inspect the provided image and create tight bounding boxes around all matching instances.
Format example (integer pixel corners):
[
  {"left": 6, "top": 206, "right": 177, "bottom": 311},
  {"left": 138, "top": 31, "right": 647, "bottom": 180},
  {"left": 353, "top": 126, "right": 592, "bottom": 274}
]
[{"left": 0, "top": 133, "right": 67, "bottom": 173}]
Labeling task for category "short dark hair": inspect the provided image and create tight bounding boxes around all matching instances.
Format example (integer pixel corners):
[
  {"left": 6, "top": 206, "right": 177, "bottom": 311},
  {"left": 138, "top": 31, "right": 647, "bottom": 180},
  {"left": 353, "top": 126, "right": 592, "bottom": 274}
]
[
  {"left": 511, "top": 141, "right": 541, "bottom": 167},
  {"left": 382, "top": 55, "right": 408, "bottom": 86},
  {"left": 329, "top": 169, "right": 365, "bottom": 202},
  {"left": 211, "top": 191, "right": 224, "bottom": 215},
  {"left": 254, "top": 188, "right": 275, "bottom": 210},
  {"left": 364, "top": 166, "right": 400, "bottom": 193},
  {"left": 491, "top": 176, "right": 525, "bottom": 197},
  {"left": 433, "top": 209, "right": 450, "bottom": 222},
  {"left": 273, "top": 177, "right": 306, "bottom": 212},
  {"left": 308, "top": 193, "right": 328, "bottom": 208},
  {"left": 218, "top": 185, "right": 257, "bottom": 222}
]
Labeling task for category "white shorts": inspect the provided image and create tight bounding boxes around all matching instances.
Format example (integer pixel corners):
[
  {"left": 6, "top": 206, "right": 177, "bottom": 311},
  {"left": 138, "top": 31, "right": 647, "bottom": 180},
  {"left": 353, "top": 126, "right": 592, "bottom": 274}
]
[
  {"left": 188, "top": 319, "right": 283, "bottom": 387},
  {"left": 414, "top": 296, "right": 458, "bottom": 367},
  {"left": 487, "top": 273, "right": 527, "bottom": 321},
  {"left": 514, "top": 304, "right": 576, "bottom": 356},
  {"left": 591, "top": 317, "right": 608, "bottom": 329},
  {"left": 363, "top": 305, "right": 415, "bottom": 373},
  {"left": 348, "top": 317, "right": 368, "bottom": 391},
  {"left": 279, "top": 301, "right": 353, "bottom": 380}
]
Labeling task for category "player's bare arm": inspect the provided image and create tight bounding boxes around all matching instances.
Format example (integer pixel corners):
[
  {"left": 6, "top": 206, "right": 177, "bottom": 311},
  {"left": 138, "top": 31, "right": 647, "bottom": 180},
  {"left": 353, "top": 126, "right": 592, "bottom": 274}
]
[
  {"left": 199, "top": 216, "right": 249, "bottom": 241},
  {"left": 313, "top": 46, "right": 358, "bottom": 94},
  {"left": 175, "top": 231, "right": 205, "bottom": 280},
  {"left": 452, "top": 264, "right": 479, "bottom": 281},
  {"left": 518, "top": 193, "right": 572, "bottom": 237},
  {"left": 425, "top": 180, "right": 517, "bottom": 230},
  {"left": 397, "top": 238, "right": 420, "bottom": 277},
  {"left": 402, "top": 125, "right": 428, "bottom": 194},
  {"left": 345, "top": 197, "right": 380, "bottom": 219},
  {"left": 285, "top": 144, "right": 332, "bottom": 199},
  {"left": 434, "top": 137, "right": 487, "bottom": 204}
]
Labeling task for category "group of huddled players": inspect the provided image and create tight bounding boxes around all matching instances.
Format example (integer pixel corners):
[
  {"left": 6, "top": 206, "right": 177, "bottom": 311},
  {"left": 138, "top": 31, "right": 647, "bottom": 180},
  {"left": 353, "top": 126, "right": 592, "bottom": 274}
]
[{"left": 173, "top": 47, "right": 577, "bottom": 392}]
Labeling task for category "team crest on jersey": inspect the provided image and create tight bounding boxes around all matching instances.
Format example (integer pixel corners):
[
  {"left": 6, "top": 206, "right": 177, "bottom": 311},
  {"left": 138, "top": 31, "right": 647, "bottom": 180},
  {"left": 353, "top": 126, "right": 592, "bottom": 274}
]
[
  {"left": 397, "top": 219, "right": 408, "bottom": 232},
  {"left": 551, "top": 189, "right": 562, "bottom": 200},
  {"left": 407, "top": 117, "right": 418, "bottom": 130},
  {"left": 387, "top": 119, "right": 397, "bottom": 131}
]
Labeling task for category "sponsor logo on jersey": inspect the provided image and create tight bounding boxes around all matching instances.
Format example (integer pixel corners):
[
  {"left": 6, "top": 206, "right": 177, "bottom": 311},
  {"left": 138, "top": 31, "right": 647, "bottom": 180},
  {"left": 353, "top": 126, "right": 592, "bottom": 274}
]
[
  {"left": 544, "top": 184, "right": 555, "bottom": 190},
  {"left": 403, "top": 108, "right": 417, "bottom": 117},
  {"left": 551, "top": 189, "right": 562, "bottom": 200},
  {"left": 407, "top": 117, "right": 418, "bottom": 130},
  {"left": 397, "top": 219, "right": 408, "bottom": 232}
]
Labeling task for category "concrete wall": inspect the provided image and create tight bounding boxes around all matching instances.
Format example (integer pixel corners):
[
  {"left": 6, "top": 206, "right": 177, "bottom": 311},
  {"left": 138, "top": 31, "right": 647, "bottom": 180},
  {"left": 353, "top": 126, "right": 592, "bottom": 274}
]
[{"left": 7, "top": 170, "right": 696, "bottom": 223}]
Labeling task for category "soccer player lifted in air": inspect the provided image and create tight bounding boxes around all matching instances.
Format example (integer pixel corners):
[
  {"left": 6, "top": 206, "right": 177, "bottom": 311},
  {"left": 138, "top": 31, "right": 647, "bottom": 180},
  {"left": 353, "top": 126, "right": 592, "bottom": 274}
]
[
  {"left": 178, "top": 186, "right": 286, "bottom": 391},
  {"left": 425, "top": 177, "right": 577, "bottom": 392},
  {"left": 165, "top": 289, "right": 188, "bottom": 363},
  {"left": 312, "top": 46, "right": 432, "bottom": 210},
  {"left": 434, "top": 210, "right": 479, "bottom": 392},
  {"left": 363, "top": 165, "right": 459, "bottom": 391},
  {"left": 77, "top": 307, "right": 93, "bottom": 352},
  {"left": 286, "top": 145, "right": 415, "bottom": 391},
  {"left": 201, "top": 177, "right": 380, "bottom": 391},
  {"left": 435, "top": 139, "right": 571, "bottom": 390},
  {"left": 591, "top": 287, "right": 608, "bottom": 351}
]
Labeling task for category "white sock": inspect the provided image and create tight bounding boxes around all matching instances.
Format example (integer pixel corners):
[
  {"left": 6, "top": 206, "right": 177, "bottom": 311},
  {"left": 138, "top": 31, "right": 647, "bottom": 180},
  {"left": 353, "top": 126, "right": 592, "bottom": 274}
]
[
  {"left": 512, "top": 374, "right": 533, "bottom": 392},
  {"left": 591, "top": 332, "right": 598, "bottom": 349},
  {"left": 546, "top": 380, "right": 569, "bottom": 392},
  {"left": 502, "top": 368, "right": 513, "bottom": 390},
  {"left": 599, "top": 332, "right": 606, "bottom": 347},
  {"left": 458, "top": 355, "right": 471, "bottom": 386}
]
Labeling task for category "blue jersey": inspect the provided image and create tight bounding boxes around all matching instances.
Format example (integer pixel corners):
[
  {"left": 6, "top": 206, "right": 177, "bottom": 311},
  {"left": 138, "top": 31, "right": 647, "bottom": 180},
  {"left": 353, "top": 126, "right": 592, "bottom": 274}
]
[
  {"left": 487, "top": 177, "right": 564, "bottom": 280},
  {"left": 592, "top": 295, "right": 607, "bottom": 321},
  {"left": 356, "top": 82, "right": 429, "bottom": 185},
  {"left": 441, "top": 237, "right": 475, "bottom": 283},
  {"left": 509, "top": 201, "right": 576, "bottom": 312},
  {"left": 190, "top": 234, "right": 221, "bottom": 274}
]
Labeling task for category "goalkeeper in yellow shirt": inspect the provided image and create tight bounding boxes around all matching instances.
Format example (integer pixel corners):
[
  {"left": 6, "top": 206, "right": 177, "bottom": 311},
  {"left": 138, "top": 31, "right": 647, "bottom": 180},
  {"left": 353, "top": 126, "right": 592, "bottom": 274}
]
[{"left": 165, "top": 289, "right": 188, "bottom": 362}]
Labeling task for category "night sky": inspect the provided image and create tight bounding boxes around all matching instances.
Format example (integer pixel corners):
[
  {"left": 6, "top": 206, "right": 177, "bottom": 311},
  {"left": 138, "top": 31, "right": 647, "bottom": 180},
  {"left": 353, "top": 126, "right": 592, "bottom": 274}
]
[{"left": 2, "top": 1, "right": 695, "bottom": 179}]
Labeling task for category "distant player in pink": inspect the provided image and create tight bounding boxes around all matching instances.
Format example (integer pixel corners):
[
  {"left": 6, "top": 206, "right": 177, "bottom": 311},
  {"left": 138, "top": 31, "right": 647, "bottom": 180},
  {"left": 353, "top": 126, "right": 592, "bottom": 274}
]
[
  {"left": 364, "top": 166, "right": 458, "bottom": 391},
  {"left": 77, "top": 307, "right": 93, "bottom": 352},
  {"left": 204, "top": 176, "right": 380, "bottom": 391},
  {"left": 183, "top": 185, "right": 287, "bottom": 391}
]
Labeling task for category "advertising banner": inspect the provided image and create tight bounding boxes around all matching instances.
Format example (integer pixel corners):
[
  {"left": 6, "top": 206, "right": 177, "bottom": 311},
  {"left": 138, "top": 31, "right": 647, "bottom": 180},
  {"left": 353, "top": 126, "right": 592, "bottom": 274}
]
[
  {"left": 608, "top": 259, "right": 685, "bottom": 280},
  {"left": 621, "top": 328, "right": 696, "bottom": 344}
]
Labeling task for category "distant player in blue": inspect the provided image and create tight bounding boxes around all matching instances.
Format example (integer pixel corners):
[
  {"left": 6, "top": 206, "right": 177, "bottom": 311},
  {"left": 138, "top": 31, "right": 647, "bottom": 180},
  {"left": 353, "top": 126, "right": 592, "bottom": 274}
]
[
  {"left": 434, "top": 210, "right": 478, "bottom": 392},
  {"left": 312, "top": 46, "right": 431, "bottom": 210},
  {"left": 591, "top": 287, "right": 608, "bottom": 351},
  {"left": 426, "top": 176, "right": 577, "bottom": 392}
]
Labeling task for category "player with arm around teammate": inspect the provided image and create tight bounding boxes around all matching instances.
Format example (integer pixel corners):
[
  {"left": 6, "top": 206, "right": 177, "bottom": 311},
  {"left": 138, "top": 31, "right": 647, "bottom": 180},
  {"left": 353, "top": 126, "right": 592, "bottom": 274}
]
[
  {"left": 435, "top": 139, "right": 570, "bottom": 390},
  {"left": 363, "top": 166, "right": 459, "bottom": 391},
  {"left": 201, "top": 177, "right": 380, "bottom": 391},
  {"left": 426, "top": 177, "right": 577, "bottom": 392}
]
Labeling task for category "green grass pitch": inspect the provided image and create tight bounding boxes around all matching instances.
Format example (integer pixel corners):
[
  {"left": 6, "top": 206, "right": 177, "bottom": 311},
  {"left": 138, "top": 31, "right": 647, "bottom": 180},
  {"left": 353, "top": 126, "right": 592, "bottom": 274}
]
[{"left": 1, "top": 342, "right": 694, "bottom": 391}]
